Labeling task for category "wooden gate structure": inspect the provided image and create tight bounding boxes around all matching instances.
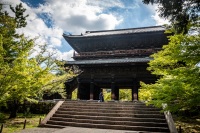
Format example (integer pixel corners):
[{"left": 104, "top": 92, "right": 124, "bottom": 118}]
[{"left": 63, "top": 26, "right": 169, "bottom": 101}]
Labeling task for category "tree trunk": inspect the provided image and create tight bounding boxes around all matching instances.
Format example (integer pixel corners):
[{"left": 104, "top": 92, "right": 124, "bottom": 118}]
[{"left": 9, "top": 100, "right": 19, "bottom": 119}]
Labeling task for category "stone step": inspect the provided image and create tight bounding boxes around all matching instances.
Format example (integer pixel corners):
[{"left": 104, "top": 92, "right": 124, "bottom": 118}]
[
  {"left": 64, "top": 100, "right": 146, "bottom": 105},
  {"left": 58, "top": 107, "right": 161, "bottom": 114},
  {"left": 63, "top": 100, "right": 144, "bottom": 103},
  {"left": 40, "top": 101, "right": 170, "bottom": 132},
  {"left": 61, "top": 104, "right": 157, "bottom": 109},
  {"left": 41, "top": 124, "right": 65, "bottom": 128},
  {"left": 46, "top": 120, "right": 169, "bottom": 132},
  {"left": 60, "top": 104, "right": 160, "bottom": 111},
  {"left": 50, "top": 117, "right": 168, "bottom": 127},
  {"left": 55, "top": 110, "right": 165, "bottom": 118},
  {"left": 60, "top": 105, "right": 160, "bottom": 111},
  {"left": 53, "top": 114, "right": 166, "bottom": 123},
  {"left": 63, "top": 102, "right": 147, "bottom": 106},
  {"left": 62, "top": 102, "right": 153, "bottom": 107}
]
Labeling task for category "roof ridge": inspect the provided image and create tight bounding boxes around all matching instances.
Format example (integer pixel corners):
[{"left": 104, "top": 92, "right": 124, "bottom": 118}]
[{"left": 85, "top": 25, "right": 165, "bottom": 33}]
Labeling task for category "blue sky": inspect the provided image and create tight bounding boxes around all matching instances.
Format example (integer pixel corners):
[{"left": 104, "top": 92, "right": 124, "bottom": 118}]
[{"left": 5, "top": 0, "right": 169, "bottom": 60}]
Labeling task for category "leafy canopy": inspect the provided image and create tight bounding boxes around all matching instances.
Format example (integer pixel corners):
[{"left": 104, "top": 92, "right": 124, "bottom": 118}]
[
  {"left": 142, "top": 0, "right": 200, "bottom": 34},
  {"left": 140, "top": 0, "right": 200, "bottom": 114},
  {"left": 140, "top": 34, "right": 200, "bottom": 113},
  {"left": 0, "top": 3, "right": 74, "bottom": 118}
]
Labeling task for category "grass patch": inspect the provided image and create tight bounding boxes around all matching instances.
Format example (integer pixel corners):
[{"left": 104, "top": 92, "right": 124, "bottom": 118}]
[
  {"left": 0, "top": 112, "right": 46, "bottom": 133},
  {"left": 174, "top": 116, "right": 200, "bottom": 133}
]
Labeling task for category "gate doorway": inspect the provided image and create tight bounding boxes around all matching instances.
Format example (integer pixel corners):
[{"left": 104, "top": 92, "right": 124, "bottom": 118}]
[
  {"left": 119, "top": 89, "right": 132, "bottom": 101},
  {"left": 102, "top": 88, "right": 111, "bottom": 101}
]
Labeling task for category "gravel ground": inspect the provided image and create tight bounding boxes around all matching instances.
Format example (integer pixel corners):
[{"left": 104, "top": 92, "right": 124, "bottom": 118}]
[
  {"left": 14, "top": 127, "right": 139, "bottom": 133},
  {"left": 14, "top": 128, "right": 59, "bottom": 133}
]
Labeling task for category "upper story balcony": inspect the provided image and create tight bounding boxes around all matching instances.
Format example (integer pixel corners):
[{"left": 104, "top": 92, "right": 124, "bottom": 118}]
[{"left": 73, "top": 48, "right": 161, "bottom": 60}]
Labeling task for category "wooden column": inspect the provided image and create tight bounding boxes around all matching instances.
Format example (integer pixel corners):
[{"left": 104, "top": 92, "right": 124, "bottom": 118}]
[
  {"left": 94, "top": 87, "right": 101, "bottom": 100},
  {"left": 111, "top": 82, "right": 115, "bottom": 100},
  {"left": 132, "top": 81, "right": 138, "bottom": 101},
  {"left": 115, "top": 87, "right": 119, "bottom": 100},
  {"left": 65, "top": 84, "right": 72, "bottom": 100},
  {"left": 67, "top": 90, "right": 72, "bottom": 99},
  {"left": 90, "top": 82, "right": 94, "bottom": 100}
]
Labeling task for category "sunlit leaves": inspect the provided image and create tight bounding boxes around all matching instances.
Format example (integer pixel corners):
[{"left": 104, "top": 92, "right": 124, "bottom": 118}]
[
  {"left": 140, "top": 34, "right": 200, "bottom": 113},
  {"left": 142, "top": 0, "right": 200, "bottom": 34},
  {"left": 0, "top": 3, "right": 74, "bottom": 109}
]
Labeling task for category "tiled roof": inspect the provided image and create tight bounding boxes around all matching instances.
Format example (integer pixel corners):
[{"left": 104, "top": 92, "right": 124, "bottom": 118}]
[
  {"left": 84, "top": 26, "right": 165, "bottom": 36},
  {"left": 66, "top": 58, "right": 152, "bottom": 65},
  {"left": 64, "top": 26, "right": 165, "bottom": 37}
]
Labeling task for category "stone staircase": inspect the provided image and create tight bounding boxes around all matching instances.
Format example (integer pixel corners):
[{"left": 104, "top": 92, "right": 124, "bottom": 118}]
[{"left": 40, "top": 100, "right": 170, "bottom": 132}]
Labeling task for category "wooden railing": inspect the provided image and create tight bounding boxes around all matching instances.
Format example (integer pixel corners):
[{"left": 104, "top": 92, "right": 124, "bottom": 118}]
[
  {"left": 39, "top": 100, "right": 64, "bottom": 126},
  {"left": 162, "top": 104, "right": 178, "bottom": 133},
  {"left": 74, "top": 49, "right": 161, "bottom": 58}
]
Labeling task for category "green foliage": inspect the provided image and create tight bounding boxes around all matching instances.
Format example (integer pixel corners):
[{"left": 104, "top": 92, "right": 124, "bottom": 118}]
[
  {"left": 142, "top": 0, "right": 200, "bottom": 34},
  {"left": 102, "top": 89, "right": 132, "bottom": 101},
  {"left": 0, "top": 113, "right": 47, "bottom": 133},
  {"left": 71, "top": 88, "right": 77, "bottom": 100},
  {"left": 10, "top": 3, "right": 29, "bottom": 28},
  {"left": 0, "top": 3, "right": 74, "bottom": 118},
  {"left": 0, "top": 112, "right": 6, "bottom": 122},
  {"left": 119, "top": 89, "right": 132, "bottom": 101},
  {"left": 139, "top": 82, "right": 155, "bottom": 102},
  {"left": 140, "top": 34, "right": 200, "bottom": 113},
  {"left": 103, "top": 89, "right": 111, "bottom": 101},
  {"left": 141, "top": 0, "right": 200, "bottom": 114}
]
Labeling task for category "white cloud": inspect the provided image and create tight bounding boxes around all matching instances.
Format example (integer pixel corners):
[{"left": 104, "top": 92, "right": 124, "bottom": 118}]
[
  {"left": 151, "top": 11, "right": 170, "bottom": 25},
  {"left": 58, "top": 50, "right": 74, "bottom": 61},
  {"left": 146, "top": 4, "right": 170, "bottom": 25},
  {"left": 50, "top": 37, "right": 62, "bottom": 47},
  {"left": 4, "top": 0, "right": 170, "bottom": 61},
  {"left": 3, "top": 0, "right": 123, "bottom": 61},
  {"left": 36, "top": 0, "right": 123, "bottom": 34},
  {"left": 50, "top": 49, "right": 74, "bottom": 61},
  {"left": 87, "top": 0, "right": 124, "bottom": 8}
]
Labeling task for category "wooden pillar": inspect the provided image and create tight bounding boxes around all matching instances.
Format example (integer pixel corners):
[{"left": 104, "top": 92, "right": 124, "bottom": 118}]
[
  {"left": 65, "top": 84, "right": 72, "bottom": 100},
  {"left": 111, "top": 82, "right": 115, "bottom": 100},
  {"left": 132, "top": 81, "right": 138, "bottom": 101},
  {"left": 115, "top": 87, "right": 119, "bottom": 100},
  {"left": 67, "top": 90, "right": 72, "bottom": 99},
  {"left": 90, "top": 82, "right": 94, "bottom": 100}
]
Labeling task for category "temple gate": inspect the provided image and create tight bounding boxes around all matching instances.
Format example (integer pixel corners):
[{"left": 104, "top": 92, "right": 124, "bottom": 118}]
[{"left": 63, "top": 26, "right": 168, "bottom": 101}]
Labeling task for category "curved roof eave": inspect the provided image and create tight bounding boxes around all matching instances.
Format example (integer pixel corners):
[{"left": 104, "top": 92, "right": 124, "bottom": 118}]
[{"left": 63, "top": 26, "right": 166, "bottom": 38}]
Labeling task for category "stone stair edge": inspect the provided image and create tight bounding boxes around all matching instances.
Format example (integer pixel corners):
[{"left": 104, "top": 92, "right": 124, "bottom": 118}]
[
  {"left": 60, "top": 104, "right": 159, "bottom": 109},
  {"left": 55, "top": 110, "right": 165, "bottom": 117},
  {"left": 57, "top": 107, "right": 161, "bottom": 112},
  {"left": 49, "top": 117, "right": 168, "bottom": 126},
  {"left": 52, "top": 114, "right": 166, "bottom": 121},
  {"left": 60, "top": 105, "right": 157, "bottom": 109},
  {"left": 62, "top": 101, "right": 147, "bottom": 104},
  {"left": 41, "top": 100, "right": 169, "bottom": 132},
  {"left": 62, "top": 102, "right": 148, "bottom": 105},
  {"left": 46, "top": 120, "right": 169, "bottom": 132},
  {"left": 43, "top": 124, "right": 170, "bottom": 133}
]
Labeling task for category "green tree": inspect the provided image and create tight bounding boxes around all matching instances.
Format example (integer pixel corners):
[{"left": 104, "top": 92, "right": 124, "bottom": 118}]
[
  {"left": 119, "top": 89, "right": 132, "bottom": 101},
  {"left": 140, "top": 34, "right": 200, "bottom": 113},
  {"left": 140, "top": 0, "right": 200, "bottom": 114},
  {"left": 10, "top": 3, "right": 29, "bottom": 28},
  {"left": 71, "top": 88, "right": 77, "bottom": 100},
  {"left": 0, "top": 3, "right": 73, "bottom": 118},
  {"left": 142, "top": 0, "right": 200, "bottom": 34},
  {"left": 103, "top": 89, "right": 111, "bottom": 101}
]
